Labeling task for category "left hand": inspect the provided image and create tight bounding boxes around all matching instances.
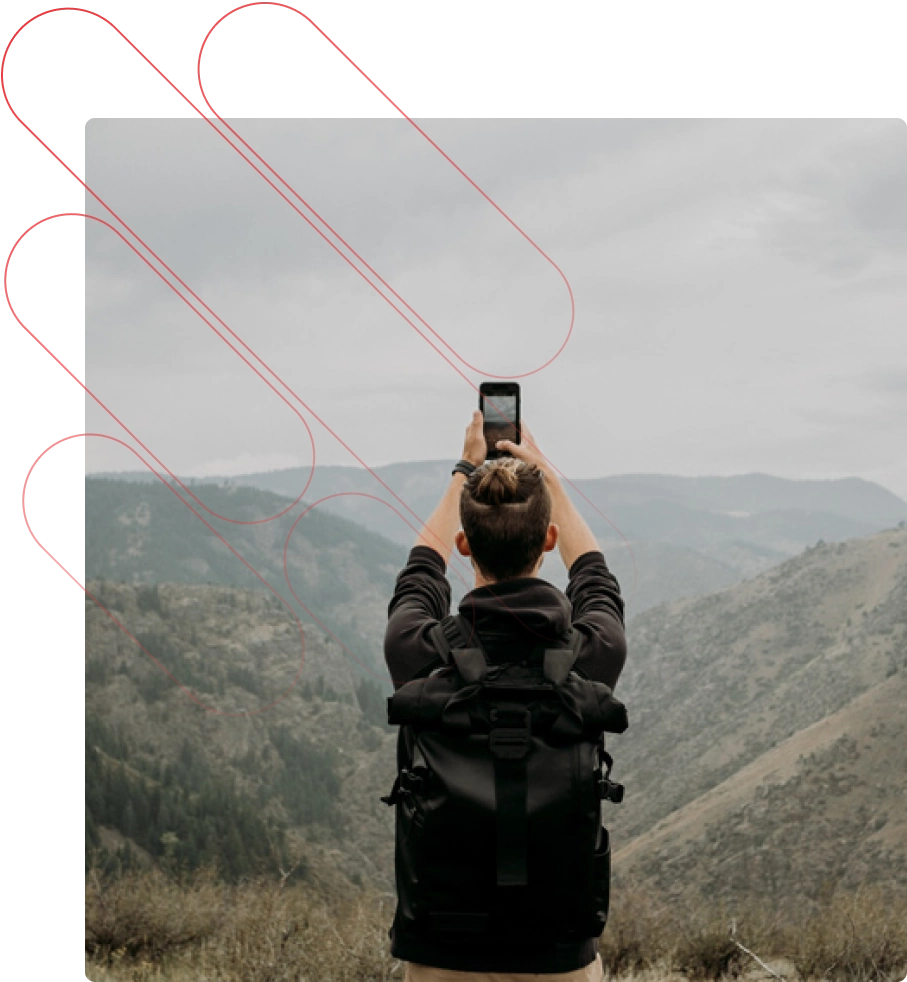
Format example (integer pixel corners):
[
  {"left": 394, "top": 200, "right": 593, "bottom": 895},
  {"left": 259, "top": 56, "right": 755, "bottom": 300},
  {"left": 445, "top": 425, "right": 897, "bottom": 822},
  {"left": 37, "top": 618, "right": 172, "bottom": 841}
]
[{"left": 461, "top": 410, "right": 487, "bottom": 467}]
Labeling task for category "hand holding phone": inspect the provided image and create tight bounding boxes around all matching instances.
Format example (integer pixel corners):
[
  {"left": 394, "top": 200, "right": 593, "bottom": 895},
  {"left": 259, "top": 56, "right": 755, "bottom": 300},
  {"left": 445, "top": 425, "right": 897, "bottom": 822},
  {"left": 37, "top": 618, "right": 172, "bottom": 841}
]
[
  {"left": 479, "top": 382, "right": 520, "bottom": 460},
  {"left": 494, "top": 420, "right": 549, "bottom": 473}
]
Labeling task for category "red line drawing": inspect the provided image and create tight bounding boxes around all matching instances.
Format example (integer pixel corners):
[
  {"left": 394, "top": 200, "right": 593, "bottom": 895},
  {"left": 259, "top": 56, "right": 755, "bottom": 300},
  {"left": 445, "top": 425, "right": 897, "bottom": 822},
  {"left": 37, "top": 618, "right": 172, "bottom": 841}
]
[
  {"left": 25, "top": 433, "right": 470, "bottom": 708},
  {"left": 25, "top": 432, "right": 309, "bottom": 716},
  {"left": 197, "top": 2, "right": 575, "bottom": 381},
  {"left": 4, "top": 210, "right": 507, "bottom": 698},
  {"left": 7, "top": 213, "right": 317, "bottom": 525},
  {"left": 6, "top": 8, "right": 573, "bottom": 383},
  {"left": 4, "top": 6, "right": 637, "bottom": 706}
]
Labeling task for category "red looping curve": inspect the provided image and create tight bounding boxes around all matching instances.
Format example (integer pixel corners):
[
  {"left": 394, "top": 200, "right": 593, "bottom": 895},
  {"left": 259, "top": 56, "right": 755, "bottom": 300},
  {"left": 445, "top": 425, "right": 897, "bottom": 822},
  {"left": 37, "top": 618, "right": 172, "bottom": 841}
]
[
  {"left": 4, "top": 211, "right": 482, "bottom": 568},
  {"left": 6, "top": 212, "right": 316, "bottom": 525},
  {"left": 0, "top": 6, "right": 637, "bottom": 592},
  {"left": 196, "top": 1, "right": 576, "bottom": 381},
  {"left": 4, "top": 208, "right": 473, "bottom": 569},
  {"left": 27, "top": 436, "right": 469, "bottom": 697},
  {"left": 24, "top": 433, "right": 308, "bottom": 716},
  {"left": 28, "top": 435, "right": 473, "bottom": 700},
  {"left": 281, "top": 490, "right": 481, "bottom": 687},
  {"left": 0, "top": 3, "right": 576, "bottom": 393},
  {"left": 5, "top": 6, "right": 638, "bottom": 702}
]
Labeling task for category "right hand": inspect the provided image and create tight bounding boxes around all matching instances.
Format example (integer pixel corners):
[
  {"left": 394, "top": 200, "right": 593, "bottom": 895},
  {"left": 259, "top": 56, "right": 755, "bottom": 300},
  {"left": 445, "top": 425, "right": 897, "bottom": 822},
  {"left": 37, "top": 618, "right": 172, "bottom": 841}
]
[{"left": 495, "top": 421, "right": 551, "bottom": 473}]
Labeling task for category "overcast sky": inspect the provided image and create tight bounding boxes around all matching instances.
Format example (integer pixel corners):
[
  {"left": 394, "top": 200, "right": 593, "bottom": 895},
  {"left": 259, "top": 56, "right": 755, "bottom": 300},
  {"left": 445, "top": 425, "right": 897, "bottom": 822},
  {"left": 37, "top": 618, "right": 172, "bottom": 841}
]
[{"left": 85, "top": 118, "right": 907, "bottom": 500}]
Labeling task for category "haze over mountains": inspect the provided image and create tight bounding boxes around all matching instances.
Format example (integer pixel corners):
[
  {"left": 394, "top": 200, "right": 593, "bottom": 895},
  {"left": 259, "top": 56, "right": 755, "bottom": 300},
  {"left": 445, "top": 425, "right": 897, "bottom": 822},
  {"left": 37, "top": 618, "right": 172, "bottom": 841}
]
[
  {"left": 90, "top": 462, "right": 907, "bottom": 615},
  {"left": 85, "top": 462, "right": 907, "bottom": 904},
  {"left": 86, "top": 477, "right": 407, "bottom": 677},
  {"left": 84, "top": 518, "right": 907, "bottom": 906}
]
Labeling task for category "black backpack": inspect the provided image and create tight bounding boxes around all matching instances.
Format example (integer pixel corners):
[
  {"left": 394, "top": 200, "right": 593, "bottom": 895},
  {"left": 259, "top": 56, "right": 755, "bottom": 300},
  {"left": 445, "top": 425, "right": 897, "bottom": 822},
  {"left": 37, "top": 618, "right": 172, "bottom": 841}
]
[{"left": 382, "top": 613, "right": 628, "bottom": 949}]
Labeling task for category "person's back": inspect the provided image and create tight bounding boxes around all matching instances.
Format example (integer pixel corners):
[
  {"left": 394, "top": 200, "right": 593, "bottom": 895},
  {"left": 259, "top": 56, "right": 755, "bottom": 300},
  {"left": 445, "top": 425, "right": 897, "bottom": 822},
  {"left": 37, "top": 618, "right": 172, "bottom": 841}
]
[{"left": 383, "top": 414, "right": 628, "bottom": 980}]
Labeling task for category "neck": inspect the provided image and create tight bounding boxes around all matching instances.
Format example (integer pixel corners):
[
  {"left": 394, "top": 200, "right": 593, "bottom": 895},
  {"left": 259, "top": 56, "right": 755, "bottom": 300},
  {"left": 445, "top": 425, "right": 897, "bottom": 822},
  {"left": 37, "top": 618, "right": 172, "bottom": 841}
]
[{"left": 473, "top": 563, "right": 542, "bottom": 590}]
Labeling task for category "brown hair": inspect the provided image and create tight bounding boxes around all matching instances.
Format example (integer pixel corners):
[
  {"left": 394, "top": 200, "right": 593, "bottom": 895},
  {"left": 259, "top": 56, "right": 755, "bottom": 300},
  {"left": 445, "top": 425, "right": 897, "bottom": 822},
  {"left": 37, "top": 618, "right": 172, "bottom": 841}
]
[{"left": 460, "top": 458, "right": 552, "bottom": 581}]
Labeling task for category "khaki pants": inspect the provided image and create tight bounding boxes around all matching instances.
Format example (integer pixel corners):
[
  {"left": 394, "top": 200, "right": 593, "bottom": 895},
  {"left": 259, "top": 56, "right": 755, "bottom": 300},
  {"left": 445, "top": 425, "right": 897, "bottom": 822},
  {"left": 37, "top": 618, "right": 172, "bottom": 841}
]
[{"left": 403, "top": 952, "right": 605, "bottom": 982}]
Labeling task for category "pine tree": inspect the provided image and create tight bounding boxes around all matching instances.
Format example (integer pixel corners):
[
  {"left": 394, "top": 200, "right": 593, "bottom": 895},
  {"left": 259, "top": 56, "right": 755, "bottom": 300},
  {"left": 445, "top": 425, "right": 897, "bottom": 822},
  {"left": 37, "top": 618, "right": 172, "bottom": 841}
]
[{"left": 122, "top": 800, "right": 137, "bottom": 840}]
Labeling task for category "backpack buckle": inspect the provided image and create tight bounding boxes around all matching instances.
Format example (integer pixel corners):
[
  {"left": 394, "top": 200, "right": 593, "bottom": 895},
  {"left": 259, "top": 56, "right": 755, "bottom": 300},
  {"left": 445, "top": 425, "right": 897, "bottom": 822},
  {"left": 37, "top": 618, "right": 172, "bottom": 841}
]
[
  {"left": 380, "top": 767, "right": 427, "bottom": 806},
  {"left": 489, "top": 706, "right": 532, "bottom": 759},
  {"left": 596, "top": 773, "right": 625, "bottom": 804},
  {"left": 380, "top": 774, "right": 403, "bottom": 806}
]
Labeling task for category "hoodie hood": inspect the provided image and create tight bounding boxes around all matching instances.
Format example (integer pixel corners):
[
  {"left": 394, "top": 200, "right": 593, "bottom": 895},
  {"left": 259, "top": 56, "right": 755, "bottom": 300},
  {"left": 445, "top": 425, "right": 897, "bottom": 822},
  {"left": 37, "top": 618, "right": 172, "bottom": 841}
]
[{"left": 457, "top": 576, "right": 572, "bottom": 645}]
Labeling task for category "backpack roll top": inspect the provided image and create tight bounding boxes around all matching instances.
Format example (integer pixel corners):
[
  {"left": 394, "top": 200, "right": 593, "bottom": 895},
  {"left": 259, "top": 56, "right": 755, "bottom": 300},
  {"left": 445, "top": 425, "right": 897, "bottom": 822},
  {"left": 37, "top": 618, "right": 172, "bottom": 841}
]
[{"left": 386, "top": 640, "right": 628, "bottom": 740}]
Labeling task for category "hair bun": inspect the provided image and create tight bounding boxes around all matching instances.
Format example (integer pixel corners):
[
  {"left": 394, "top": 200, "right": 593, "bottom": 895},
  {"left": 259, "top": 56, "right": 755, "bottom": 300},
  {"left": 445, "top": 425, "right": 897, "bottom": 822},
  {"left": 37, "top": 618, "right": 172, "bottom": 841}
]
[{"left": 473, "top": 459, "right": 528, "bottom": 506}]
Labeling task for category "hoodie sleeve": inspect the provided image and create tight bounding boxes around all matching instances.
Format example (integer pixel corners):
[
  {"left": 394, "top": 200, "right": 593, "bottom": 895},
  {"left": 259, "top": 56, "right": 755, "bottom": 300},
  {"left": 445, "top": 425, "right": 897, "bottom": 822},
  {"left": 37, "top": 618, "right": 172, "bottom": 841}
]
[
  {"left": 384, "top": 545, "right": 452, "bottom": 690},
  {"left": 565, "top": 550, "right": 627, "bottom": 690}
]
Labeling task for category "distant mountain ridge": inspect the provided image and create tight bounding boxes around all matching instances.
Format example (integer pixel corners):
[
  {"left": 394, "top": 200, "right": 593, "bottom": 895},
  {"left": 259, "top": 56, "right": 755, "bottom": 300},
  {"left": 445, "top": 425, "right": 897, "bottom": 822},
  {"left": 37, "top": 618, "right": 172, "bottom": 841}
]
[
  {"left": 580, "top": 471, "right": 907, "bottom": 524},
  {"left": 91, "top": 464, "right": 907, "bottom": 615},
  {"left": 85, "top": 477, "right": 408, "bottom": 677},
  {"left": 92, "top": 463, "right": 907, "bottom": 526}
]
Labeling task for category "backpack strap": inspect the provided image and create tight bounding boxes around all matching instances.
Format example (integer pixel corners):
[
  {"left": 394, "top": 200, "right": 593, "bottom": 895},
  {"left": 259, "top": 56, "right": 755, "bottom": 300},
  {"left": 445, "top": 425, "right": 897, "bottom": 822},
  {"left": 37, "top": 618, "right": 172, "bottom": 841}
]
[
  {"left": 542, "top": 625, "right": 585, "bottom": 685},
  {"left": 427, "top": 614, "right": 488, "bottom": 683},
  {"left": 427, "top": 613, "right": 470, "bottom": 664},
  {"left": 429, "top": 616, "right": 585, "bottom": 685},
  {"left": 489, "top": 702, "right": 532, "bottom": 887},
  {"left": 488, "top": 628, "right": 584, "bottom": 886}
]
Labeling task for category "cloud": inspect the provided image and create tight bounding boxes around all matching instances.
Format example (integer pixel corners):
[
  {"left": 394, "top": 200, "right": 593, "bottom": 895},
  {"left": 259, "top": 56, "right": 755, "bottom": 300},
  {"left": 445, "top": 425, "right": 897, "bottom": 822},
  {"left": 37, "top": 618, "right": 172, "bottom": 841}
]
[
  {"left": 84, "top": 119, "right": 907, "bottom": 500},
  {"left": 858, "top": 369, "right": 907, "bottom": 397},
  {"left": 738, "top": 119, "right": 907, "bottom": 277}
]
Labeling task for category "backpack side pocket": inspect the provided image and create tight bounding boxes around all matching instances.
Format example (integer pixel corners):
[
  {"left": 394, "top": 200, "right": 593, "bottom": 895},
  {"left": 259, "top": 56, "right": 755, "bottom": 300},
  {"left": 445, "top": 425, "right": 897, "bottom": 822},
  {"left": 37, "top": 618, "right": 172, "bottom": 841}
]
[{"left": 591, "top": 826, "right": 611, "bottom": 934}]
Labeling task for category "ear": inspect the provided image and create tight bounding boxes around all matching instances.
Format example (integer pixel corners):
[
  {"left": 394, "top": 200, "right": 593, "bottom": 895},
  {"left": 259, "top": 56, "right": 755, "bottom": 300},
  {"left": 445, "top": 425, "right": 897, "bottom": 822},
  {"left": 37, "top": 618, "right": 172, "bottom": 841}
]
[
  {"left": 455, "top": 530, "right": 472, "bottom": 557},
  {"left": 543, "top": 523, "right": 559, "bottom": 553}
]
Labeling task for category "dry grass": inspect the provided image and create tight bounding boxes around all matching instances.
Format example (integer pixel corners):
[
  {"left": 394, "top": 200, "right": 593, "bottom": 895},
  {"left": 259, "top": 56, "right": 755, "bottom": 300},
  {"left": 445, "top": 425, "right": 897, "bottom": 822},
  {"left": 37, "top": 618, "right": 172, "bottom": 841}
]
[
  {"left": 85, "top": 865, "right": 224, "bottom": 963},
  {"left": 783, "top": 884, "right": 907, "bottom": 982},
  {"left": 86, "top": 872, "right": 907, "bottom": 982},
  {"left": 86, "top": 867, "right": 402, "bottom": 982},
  {"left": 598, "top": 886, "right": 678, "bottom": 975},
  {"left": 598, "top": 891, "right": 786, "bottom": 981}
]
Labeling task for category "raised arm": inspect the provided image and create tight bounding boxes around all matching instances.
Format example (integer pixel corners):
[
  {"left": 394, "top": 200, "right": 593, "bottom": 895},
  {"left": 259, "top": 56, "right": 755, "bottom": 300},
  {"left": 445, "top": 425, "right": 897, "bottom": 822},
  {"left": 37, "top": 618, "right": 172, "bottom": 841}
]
[
  {"left": 494, "top": 422, "right": 601, "bottom": 570},
  {"left": 543, "top": 474, "right": 600, "bottom": 572}
]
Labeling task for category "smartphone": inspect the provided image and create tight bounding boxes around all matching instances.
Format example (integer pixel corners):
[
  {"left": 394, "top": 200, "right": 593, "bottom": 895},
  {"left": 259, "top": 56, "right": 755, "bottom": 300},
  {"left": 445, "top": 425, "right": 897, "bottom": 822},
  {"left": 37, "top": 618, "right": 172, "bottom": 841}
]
[{"left": 479, "top": 382, "right": 521, "bottom": 460}]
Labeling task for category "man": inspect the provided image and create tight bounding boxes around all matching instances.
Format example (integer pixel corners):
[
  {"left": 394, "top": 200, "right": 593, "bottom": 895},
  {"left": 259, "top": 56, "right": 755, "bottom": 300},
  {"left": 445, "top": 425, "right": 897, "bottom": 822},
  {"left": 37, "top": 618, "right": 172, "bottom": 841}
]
[{"left": 384, "top": 411, "right": 628, "bottom": 981}]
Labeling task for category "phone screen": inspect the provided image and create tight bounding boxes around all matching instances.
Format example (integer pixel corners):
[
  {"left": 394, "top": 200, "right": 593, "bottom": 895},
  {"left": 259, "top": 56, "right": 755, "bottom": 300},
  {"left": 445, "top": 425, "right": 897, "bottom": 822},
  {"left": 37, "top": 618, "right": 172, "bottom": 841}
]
[{"left": 481, "top": 386, "right": 520, "bottom": 459}]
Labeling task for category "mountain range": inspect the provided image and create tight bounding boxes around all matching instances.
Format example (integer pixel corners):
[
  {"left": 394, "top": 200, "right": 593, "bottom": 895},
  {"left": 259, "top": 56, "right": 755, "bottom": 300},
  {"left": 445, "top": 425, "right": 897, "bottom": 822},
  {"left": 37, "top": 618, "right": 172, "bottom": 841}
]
[
  {"left": 88, "top": 464, "right": 907, "bottom": 616},
  {"left": 84, "top": 503, "right": 907, "bottom": 907},
  {"left": 609, "top": 526, "right": 907, "bottom": 906},
  {"left": 86, "top": 477, "right": 408, "bottom": 677}
]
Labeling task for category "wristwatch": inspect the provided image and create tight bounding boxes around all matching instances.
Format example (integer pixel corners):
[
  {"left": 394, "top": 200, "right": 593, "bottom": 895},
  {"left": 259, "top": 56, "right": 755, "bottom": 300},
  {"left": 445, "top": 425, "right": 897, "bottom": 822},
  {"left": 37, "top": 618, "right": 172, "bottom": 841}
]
[{"left": 452, "top": 459, "right": 478, "bottom": 478}]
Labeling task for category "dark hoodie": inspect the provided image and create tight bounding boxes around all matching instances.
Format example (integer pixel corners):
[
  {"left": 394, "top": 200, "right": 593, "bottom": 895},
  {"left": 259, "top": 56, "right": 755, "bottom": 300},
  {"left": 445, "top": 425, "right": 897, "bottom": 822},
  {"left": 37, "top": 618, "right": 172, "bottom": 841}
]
[{"left": 383, "top": 544, "right": 627, "bottom": 974}]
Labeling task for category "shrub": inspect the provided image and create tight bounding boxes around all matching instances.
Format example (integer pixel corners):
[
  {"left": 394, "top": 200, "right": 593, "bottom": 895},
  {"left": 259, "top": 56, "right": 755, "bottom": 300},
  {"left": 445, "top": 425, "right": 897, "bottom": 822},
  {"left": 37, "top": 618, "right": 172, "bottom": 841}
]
[
  {"left": 672, "top": 922, "right": 743, "bottom": 981},
  {"left": 785, "top": 885, "right": 907, "bottom": 982},
  {"left": 136, "top": 584, "right": 164, "bottom": 615},
  {"left": 205, "top": 882, "right": 399, "bottom": 982},
  {"left": 670, "top": 898, "right": 779, "bottom": 982},
  {"left": 598, "top": 886, "right": 677, "bottom": 975},
  {"left": 85, "top": 865, "right": 223, "bottom": 963}
]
